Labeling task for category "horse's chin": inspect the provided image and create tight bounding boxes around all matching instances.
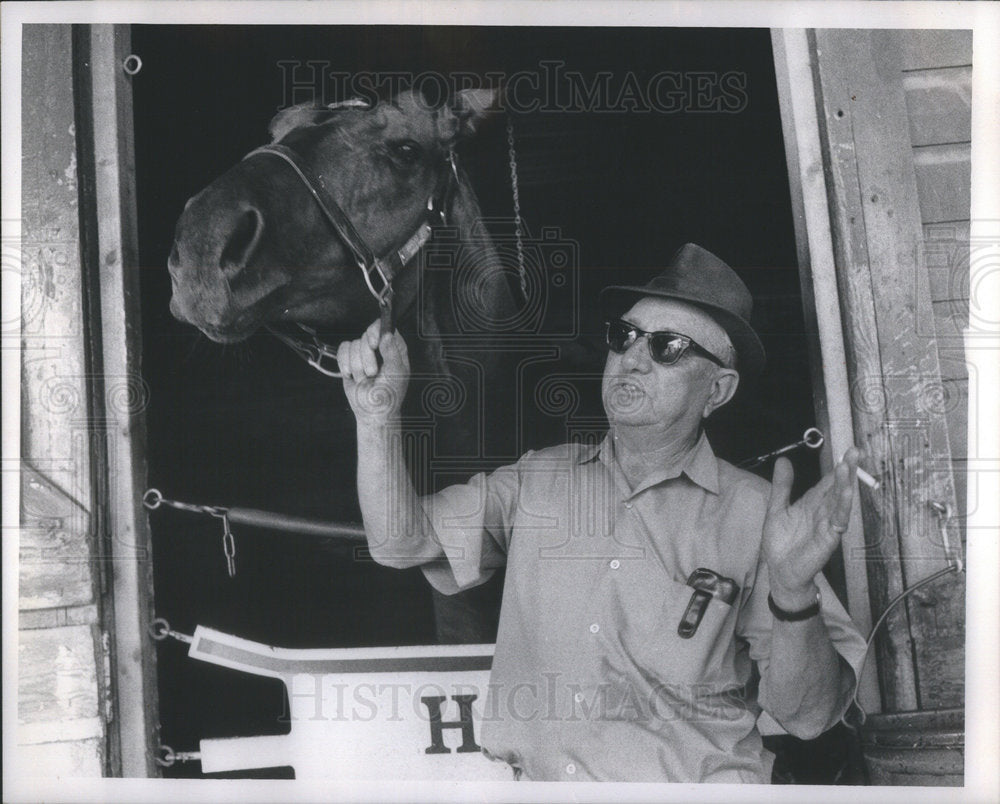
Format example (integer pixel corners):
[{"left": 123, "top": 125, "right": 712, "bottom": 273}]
[
  {"left": 170, "top": 295, "right": 262, "bottom": 343},
  {"left": 198, "top": 325, "right": 259, "bottom": 344},
  {"left": 202, "top": 329, "right": 256, "bottom": 344}
]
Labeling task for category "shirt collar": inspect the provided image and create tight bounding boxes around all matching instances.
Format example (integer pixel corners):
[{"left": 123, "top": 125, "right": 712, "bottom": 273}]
[{"left": 577, "top": 430, "right": 720, "bottom": 496}]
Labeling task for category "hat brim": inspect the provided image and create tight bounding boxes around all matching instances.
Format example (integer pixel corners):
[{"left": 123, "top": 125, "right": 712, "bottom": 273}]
[{"left": 599, "top": 285, "right": 766, "bottom": 377}]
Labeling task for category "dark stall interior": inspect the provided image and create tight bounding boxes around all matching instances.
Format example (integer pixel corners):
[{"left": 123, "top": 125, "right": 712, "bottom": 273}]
[{"left": 132, "top": 25, "right": 846, "bottom": 779}]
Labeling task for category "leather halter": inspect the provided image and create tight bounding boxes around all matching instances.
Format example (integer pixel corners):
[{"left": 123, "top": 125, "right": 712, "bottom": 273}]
[{"left": 242, "top": 140, "right": 457, "bottom": 377}]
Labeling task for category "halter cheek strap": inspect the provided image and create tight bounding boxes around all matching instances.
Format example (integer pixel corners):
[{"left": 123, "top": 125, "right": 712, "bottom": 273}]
[
  {"left": 245, "top": 143, "right": 442, "bottom": 331},
  {"left": 243, "top": 141, "right": 454, "bottom": 375}
]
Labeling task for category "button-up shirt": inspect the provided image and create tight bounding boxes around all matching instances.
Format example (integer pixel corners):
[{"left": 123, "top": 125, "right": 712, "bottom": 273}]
[{"left": 420, "top": 432, "right": 867, "bottom": 782}]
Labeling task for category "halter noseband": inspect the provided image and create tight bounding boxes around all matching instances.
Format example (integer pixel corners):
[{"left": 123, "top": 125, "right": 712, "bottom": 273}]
[{"left": 242, "top": 119, "right": 457, "bottom": 377}]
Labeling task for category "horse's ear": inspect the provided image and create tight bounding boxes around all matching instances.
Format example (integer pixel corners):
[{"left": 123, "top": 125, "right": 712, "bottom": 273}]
[
  {"left": 448, "top": 88, "right": 501, "bottom": 139},
  {"left": 268, "top": 104, "right": 334, "bottom": 142}
]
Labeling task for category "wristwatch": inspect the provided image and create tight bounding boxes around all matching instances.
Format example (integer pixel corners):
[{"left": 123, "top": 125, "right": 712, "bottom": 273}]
[{"left": 767, "top": 589, "right": 821, "bottom": 621}]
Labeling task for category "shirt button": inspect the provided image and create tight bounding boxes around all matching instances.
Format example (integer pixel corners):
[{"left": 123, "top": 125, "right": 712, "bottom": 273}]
[
  {"left": 624, "top": 501, "right": 633, "bottom": 509},
  {"left": 589, "top": 623, "right": 600, "bottom": 634},
  {"left": 609, "top": 559, "right": 620, "bottom": 570},
  {"left": 566, "top": 763, "right": 576, "bottom": 775},
  {"left": 574, "top": 692, "right": 584, "bottom": 703}
]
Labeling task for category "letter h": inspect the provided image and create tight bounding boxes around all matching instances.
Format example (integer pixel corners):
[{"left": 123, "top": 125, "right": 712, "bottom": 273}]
[{"left": 420, "top": 695, "right": 480, "bottom": 754}]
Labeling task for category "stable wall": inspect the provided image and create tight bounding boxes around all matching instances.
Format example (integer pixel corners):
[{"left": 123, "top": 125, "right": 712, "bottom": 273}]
[
  {"left": 19, "top": 24, "right": 107, "bottom": 777},
  {"left": 900, "top": 29, "right": 972, "bottom": 538},
  {"left": 810, "top": 28, "right": 967, "bottom": 714}
]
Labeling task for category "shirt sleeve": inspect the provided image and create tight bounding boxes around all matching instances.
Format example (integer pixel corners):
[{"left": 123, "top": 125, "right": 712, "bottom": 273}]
[
  {"left": 737, "top": 559, "right": 869, "bottom": 734},
  {"left": 419, "top": 454, "right": 525, "bottom": 595}
]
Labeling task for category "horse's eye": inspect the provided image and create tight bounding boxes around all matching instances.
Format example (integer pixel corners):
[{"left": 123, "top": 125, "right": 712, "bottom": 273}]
[{"left": 389, "top": 140, "right": 423, "bottom": 166}]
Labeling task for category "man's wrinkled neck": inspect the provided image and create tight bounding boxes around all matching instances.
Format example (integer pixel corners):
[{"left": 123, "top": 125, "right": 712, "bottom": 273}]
[{"left": 609, "top": 423, "right": 702, "bottom": 491}]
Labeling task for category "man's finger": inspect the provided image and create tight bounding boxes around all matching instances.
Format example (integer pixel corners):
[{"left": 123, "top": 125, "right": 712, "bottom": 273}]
[
  {"left": 337, "top": 340, "right": 354, "bottom": 388},
  {"left": 349, "top": 338, "right": 367, "bottom": 384},
  {"left": 360, "top": 335, "right": 379, "bottom": 377},
  {"left": 829, "top": 455, "right": 857, "bottom": 530},
  {"left": 768, "top": 456, "right": 794, "bottom": 513},
  {"left": 365, "top": 318, "right": 381, "bottom": 349}
]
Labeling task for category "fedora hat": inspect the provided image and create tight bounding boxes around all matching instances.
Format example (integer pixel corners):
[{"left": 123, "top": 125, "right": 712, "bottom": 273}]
[{"left": 599, "top": 243, "right": 766, "bottom": 376}]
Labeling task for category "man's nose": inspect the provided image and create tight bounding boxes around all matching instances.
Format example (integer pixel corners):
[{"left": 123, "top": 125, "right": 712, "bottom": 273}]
[{"left": 621, "top": 336, "right": 652, "bottom": 371}]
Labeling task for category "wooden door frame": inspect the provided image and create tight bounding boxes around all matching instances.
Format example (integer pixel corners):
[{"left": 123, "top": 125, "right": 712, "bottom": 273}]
[
  {"left": 75, "top": 23, "right": 160, "bottom": 777},
  {"left": 75, "top": 22, "right": 972, "bottom": 766},
  {"left": 772, "top": 27, "right": 968, "bottom": 715},
  {"left": 771, "top": 28, "right": 882, "bottom": 712}
]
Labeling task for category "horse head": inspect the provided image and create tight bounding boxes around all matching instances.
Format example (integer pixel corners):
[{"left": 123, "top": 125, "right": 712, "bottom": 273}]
[{"left": 167, "top": 86, "right": 512, "bottom": 348}]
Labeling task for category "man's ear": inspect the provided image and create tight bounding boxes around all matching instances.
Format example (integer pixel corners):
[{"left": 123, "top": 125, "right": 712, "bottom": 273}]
[{"left": 702, "top": 369, "right": 740, "bottom": 419}]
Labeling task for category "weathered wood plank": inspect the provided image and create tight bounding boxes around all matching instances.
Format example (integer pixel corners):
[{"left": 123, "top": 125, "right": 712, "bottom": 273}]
[
  {"left": 950, "top": 459, "right": 968, "bottom": 534},
  {"left": 811, "top": 28, "right": 917, "bottom": 711},
  {"left": 18, "top": 739, "right": 104, "bottom": 777},
  {"left": 946, "top": 381, "right": 968, "bottom": 463},
  {"left": 933, "top": 298, "right": 971, "bottom": 340},
  {"left": 20, "top": 604, "right": 99, "bottom": 630},
  {"left": 812, "top": 29, "right": 965, "bottom": 712},
  {"left": 898, "top": 30, "right": 972, "bottom": 72},
  {"left": 913, "top": 143, "right": 971, "bottom": 225},
  {"left": 923, "top": 221, "right": 970, "bottom": 303},
  {"left": 935, "top": 345, "right": 970, "bottom": 384},
  {"left": 20, "top": 24, "right": 92, "bottom": 511},
  {"left": 903, "top": 66, "right": 971, "bottom": 147},
  {"left": 20, "top": 463, "right": 95, "bottom": 610},
  {"left": 18, "top": 625, "right": 101, "bottom": 732},
  {"left": 79, "top": 24, "right": 160, "bottom": 777},
  {"left": 771, "top": 28, "right": 881, "bottom": 710}
]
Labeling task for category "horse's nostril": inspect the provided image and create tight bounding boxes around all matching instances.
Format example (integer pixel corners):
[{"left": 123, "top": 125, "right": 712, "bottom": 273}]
[{"left": 220, "top": 207, "right": 264, "bottom": 273}]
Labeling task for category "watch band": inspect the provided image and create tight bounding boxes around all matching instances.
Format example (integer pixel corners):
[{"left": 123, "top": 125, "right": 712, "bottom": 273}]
[{"left": 767, "top": 591, "right": 821, "bottom": 621}]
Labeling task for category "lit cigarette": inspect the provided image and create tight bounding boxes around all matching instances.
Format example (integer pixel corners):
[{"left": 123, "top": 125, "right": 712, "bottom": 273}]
[{"left": 856, "top": 467, "right": 880, "bottom": 490}]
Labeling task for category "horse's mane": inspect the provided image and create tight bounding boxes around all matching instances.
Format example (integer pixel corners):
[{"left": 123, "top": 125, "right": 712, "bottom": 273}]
[{"left": 408, "top": 164, "right": 520, "bottom": 374}]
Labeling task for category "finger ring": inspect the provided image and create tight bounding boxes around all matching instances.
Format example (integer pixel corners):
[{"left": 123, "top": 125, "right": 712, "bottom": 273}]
[{"left": 831, "top": 522, "right": 848, "bottom": 534}]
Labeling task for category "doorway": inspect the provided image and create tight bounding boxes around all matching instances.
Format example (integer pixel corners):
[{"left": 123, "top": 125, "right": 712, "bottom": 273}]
[{"left": 132, "top": 24, "right": 828, "bottom": 778}]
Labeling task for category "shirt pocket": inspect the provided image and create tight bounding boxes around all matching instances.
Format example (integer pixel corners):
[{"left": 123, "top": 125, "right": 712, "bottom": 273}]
[{"left": 622, "top": 574, "right": 738, "bottom": 685}]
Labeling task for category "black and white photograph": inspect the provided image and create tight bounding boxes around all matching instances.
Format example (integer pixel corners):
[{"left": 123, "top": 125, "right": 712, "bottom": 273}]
[{"left": 3, "top": 1, "right": 999, "bottom": 801}]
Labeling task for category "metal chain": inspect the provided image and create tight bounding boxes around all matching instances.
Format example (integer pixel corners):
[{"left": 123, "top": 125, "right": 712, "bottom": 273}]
[
  {"left": 143, "top": 488, "right": 226, "bottom": 518},
  {"left": 505, "top": 116, "right": 528, "bottom": 301},
  {"left": 144, "top": 489, "right": 236, "bottom": 577},
  {"left": 221, "top": 512, "right": 236, "bottom": 578}
]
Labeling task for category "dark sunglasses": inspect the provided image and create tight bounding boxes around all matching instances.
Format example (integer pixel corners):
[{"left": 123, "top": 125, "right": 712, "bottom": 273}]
[{"left": 605, "top": 319, "right": 726, "bottom": 367}]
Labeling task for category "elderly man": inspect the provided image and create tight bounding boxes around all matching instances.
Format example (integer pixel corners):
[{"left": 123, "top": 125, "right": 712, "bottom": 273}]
[{"left": 337, "top": 243, "right": 867, "bottom": 782}]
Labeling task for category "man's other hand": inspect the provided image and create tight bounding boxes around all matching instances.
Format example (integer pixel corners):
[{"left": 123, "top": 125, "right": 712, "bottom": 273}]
[{"left": 763, "top": 447, "right": 862, "bottom": 610}]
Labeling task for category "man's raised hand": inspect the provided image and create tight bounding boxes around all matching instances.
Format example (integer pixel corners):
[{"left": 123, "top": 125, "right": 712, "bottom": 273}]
[
  {"left": 763, "top": 447, "right": 862, "bottom": 611},
  {"left": 337, "top": 319, "right": 410, "bottom": 425}
]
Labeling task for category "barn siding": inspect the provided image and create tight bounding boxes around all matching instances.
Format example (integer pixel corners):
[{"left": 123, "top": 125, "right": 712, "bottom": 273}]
[
  {"left": 900, "top": 29, "right": 971, "bottom": 537},
  {"left": 19, "top": 24, "right": 107, "bottom": 776},
  {"left": 810, "top": 28, "right": 965, "bottom": 714}
]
